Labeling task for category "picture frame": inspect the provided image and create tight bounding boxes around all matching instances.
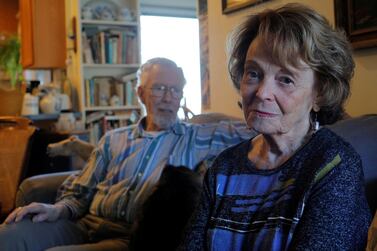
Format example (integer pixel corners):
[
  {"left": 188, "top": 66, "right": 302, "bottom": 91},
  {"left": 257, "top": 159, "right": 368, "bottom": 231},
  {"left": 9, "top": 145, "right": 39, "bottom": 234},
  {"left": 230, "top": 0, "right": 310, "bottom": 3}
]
[
  {"left": 222, "top": 0, "right": 270, "bottom": 14},
  {"left": 334, "top": 0, "right": 377, "bottom": 49}
]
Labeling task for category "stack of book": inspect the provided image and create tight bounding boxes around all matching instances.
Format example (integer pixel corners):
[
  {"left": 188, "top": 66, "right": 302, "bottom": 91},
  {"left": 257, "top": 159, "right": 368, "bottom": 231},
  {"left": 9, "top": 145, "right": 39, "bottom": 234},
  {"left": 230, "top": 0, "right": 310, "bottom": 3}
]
[
  {"left": 82, "top": 27, "right": 138, "bottom": 64},
  {"left": 84, "top": 74, "right": 138, "bottom": 107},
  {"left": 86, "top": 110, "right": 140, "bottom": 144}
]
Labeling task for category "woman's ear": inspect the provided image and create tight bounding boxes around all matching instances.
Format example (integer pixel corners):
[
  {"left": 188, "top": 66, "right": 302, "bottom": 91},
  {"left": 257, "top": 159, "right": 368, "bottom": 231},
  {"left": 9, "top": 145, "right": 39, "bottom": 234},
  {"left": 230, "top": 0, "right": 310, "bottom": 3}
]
[
  {"left": 313, "top": 103, "right": 320, "bottom": 112},
  {"left": 312, "top": 89, "right": 321, "bottom": 112}
]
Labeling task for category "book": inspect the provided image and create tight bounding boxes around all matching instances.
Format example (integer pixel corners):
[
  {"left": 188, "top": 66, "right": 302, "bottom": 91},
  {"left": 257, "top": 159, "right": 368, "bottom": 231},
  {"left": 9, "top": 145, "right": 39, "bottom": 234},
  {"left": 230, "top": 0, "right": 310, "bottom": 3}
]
[
  {"left": 125, "top": 80, "right": 134, "bottom": 106},
  {"left": 100, "top": 31, "right": 106, "bottom": 64},
  {"left": 117, "top": 31, "right": 123, "bottom": 64},
  {"left": 89, "top": 79, "right": 96, "bottom": 106},
  {"left": 94, "top": 77, "right": 112, "bottom": 106},
  {"left": 82, "top": 30, "right": 94, "bottom": 64},
  {"left": 115, "top": 83, "right": 125, "bottom": 106},
  {"left": 85, "top": 79, "right": 91, "bottom": 106},
  {"left": 108, "top": 30, "right": 121, "bottom": 64},
  {"left": 125, "top": 30, "right": 137, "bottom": 64}
]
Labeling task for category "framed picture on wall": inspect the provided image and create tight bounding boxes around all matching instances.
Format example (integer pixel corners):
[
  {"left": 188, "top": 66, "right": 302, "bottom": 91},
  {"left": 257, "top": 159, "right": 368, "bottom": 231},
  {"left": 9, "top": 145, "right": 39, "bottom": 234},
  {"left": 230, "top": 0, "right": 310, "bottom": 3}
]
[
  {"left": 334, "top": 0, "right": 377, "bottom": 49},
  {"left": 222, "top": 0, "right": 271, "bottom": 14}
]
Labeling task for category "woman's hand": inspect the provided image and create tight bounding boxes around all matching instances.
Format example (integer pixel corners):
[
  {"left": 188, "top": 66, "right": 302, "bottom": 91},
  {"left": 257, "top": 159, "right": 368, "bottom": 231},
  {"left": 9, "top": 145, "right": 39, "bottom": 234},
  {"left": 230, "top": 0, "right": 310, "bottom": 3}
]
[{"left": 3, "top": 202, "right": 69, "bottom": 224}]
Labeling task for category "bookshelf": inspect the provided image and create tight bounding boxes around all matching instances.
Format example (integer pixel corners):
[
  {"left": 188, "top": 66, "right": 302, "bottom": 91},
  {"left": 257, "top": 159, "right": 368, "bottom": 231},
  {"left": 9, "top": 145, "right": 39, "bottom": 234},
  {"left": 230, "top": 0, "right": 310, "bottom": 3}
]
[{"left": 66, "top": 0, "right": 142, "bottom": 144}]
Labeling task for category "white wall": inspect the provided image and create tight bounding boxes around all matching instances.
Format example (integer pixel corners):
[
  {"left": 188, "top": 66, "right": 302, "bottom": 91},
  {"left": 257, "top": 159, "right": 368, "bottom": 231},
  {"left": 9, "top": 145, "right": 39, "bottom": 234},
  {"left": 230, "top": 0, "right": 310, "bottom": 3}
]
[{"left": 205, "top": 0, "right": 377, "bottom": 117}]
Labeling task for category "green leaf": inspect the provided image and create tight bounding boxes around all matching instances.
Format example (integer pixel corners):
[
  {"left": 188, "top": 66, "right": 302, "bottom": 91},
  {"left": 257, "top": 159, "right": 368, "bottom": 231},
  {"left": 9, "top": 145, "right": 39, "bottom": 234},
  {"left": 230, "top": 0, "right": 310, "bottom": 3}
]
[{"left": 0, "top": 35, "right": 23, "bottom": 88}]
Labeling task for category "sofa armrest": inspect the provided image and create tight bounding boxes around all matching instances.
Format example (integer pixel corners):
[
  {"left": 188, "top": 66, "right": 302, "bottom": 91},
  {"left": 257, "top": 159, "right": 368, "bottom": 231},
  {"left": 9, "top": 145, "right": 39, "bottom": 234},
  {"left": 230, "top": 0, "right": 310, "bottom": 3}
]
[{"left": 15, "top": 171, "right": 78, "bottom": 207}]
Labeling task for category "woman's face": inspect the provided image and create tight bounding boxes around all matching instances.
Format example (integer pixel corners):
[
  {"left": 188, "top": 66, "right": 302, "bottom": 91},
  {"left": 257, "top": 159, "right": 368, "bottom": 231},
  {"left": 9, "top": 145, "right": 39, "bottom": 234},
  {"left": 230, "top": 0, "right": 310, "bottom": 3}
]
[{"left": 240, "top": 37, "right": 318, "bottom": 137}]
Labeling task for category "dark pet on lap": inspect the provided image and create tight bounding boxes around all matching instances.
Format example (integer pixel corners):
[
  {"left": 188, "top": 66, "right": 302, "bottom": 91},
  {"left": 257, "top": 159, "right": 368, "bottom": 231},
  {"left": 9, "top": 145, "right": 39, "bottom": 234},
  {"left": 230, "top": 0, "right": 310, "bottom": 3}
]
[{"left": 129, "top": 165, "right": 203, "bottom": 251}]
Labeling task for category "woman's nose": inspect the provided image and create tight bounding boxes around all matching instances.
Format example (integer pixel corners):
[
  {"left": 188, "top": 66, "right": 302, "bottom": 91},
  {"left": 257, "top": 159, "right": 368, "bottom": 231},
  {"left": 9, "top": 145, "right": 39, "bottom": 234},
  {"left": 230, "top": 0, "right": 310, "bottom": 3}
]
[{"left": 255, "top": 79, "right": 274, "bottom": 101}]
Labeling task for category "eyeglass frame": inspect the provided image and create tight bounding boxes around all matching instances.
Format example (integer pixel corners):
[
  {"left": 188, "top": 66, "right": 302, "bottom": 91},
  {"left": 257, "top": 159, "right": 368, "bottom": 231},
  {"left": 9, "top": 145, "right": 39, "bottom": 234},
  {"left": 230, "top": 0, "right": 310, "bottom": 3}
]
[{"left": 146, "top": 84, "right": 184, "bottom": 99}]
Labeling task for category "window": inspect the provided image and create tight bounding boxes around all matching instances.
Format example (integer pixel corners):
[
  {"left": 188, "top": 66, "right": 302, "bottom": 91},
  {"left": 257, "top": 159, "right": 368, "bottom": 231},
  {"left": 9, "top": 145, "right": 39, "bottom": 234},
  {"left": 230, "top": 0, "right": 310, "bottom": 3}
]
[{"left": 140, "top": 15, "right": 201, "bottom": 115}]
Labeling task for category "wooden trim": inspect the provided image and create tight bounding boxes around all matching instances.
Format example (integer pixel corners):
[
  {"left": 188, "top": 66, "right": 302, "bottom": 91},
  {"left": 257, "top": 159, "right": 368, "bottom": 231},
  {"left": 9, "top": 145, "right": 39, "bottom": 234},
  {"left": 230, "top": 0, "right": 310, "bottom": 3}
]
[
  {"left": 20, "top": 0, "right": 34, "bottom": 67},
  {"left": 222, "top": 0, "right": 271, "bottom": 14},
  {"left": 334, "top": 0, "right": 377, "bottom": 49}
]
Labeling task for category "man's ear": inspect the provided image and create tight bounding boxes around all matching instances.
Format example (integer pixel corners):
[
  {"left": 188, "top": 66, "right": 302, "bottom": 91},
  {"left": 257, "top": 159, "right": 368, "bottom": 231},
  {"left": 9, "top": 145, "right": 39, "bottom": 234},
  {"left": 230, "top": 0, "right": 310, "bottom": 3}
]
[{"left": 137, "top": 86, "right": 145, "bottom": 105}]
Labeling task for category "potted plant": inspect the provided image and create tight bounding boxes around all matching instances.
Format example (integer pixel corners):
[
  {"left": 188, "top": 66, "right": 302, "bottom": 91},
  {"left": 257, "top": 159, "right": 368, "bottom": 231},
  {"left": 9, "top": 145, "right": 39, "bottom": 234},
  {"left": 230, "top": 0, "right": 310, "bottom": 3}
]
[{"left": 0, "top": 34, "right": 25, "bottom": 116}]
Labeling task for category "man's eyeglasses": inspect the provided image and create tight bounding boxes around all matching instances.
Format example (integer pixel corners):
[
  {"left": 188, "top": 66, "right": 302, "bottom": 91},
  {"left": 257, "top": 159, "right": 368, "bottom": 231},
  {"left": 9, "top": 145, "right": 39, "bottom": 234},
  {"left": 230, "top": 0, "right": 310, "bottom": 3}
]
[{"left": 148, "top": 85, "right": 183, "bottom": 99}]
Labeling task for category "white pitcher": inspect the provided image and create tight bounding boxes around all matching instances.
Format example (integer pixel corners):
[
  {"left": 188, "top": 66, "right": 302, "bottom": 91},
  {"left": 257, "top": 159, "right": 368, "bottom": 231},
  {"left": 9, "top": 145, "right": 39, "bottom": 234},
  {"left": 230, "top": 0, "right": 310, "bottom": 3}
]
[{"left": 40, "top": 91, "right": 62, "bottom": 114}]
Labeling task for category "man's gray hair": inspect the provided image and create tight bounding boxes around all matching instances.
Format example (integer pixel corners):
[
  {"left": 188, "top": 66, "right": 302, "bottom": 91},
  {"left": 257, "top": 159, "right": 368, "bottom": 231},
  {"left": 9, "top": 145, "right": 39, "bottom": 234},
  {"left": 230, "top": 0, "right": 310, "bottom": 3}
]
[{"left": 136, "top": 57, "right": 186, "bottom": 87}]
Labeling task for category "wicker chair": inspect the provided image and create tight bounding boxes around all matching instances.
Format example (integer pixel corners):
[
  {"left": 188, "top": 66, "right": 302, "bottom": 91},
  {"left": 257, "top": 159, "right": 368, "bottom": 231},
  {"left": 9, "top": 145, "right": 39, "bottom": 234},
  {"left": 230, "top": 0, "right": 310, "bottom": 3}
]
[{"left": 0, "top": 116, "right": 35, "bottom": 216}]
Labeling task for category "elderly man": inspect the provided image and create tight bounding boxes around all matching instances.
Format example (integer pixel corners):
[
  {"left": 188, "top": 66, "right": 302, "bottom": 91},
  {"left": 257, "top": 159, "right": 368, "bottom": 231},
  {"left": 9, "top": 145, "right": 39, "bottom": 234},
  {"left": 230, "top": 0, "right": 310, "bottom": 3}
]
[{"left": 0, "top": 58, "right": 254, "bottom": 251}]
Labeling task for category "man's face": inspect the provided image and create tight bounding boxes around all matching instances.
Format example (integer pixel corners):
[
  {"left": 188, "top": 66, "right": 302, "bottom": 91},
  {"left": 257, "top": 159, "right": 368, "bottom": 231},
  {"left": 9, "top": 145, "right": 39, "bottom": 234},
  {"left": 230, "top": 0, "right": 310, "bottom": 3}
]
[{"left": 138, "top": 64, "right": 184, "bottom": 131}]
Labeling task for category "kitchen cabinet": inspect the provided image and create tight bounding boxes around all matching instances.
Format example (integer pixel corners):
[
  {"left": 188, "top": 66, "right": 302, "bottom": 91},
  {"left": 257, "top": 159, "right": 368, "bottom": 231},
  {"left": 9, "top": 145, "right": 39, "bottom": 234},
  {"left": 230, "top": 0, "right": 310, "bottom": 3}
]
[{"left": 19, "top": 0, "right": 66, "bottom": 68}]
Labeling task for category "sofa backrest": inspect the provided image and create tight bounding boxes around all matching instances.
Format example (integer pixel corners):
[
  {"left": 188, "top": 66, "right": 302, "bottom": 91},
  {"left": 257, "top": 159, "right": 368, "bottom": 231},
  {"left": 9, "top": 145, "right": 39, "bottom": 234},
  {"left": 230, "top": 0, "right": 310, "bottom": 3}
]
[
  {"left": 328, "top": 114, "right": 377, "bottom": 213},
  {"left": 188, "top": 112, "right": 243, "bottom": 124}
]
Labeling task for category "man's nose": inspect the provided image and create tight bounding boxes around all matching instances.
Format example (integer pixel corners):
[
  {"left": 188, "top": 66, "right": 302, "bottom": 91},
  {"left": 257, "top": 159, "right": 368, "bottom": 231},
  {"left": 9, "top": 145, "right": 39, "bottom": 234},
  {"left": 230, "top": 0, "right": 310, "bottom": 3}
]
[{"left": 162, "top": 89, "right": 173, "bottom": 101}]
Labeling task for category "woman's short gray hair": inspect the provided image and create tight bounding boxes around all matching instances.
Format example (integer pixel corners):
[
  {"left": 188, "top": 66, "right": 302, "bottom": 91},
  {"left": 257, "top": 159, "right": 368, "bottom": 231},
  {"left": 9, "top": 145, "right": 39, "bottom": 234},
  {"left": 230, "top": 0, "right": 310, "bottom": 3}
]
[
  {"left": 136, "top": 57, "right": 186, "bottom": 87},
  {"left": 228, "top": 3, "right": 354, "bottom": 125}
]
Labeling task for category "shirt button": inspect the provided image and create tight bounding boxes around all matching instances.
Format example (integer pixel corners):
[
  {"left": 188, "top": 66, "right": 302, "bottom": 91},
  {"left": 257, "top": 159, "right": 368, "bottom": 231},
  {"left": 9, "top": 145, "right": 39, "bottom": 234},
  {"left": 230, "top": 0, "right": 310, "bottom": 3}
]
[
  {"left": 146, "top": 155, "right": 150, "bottom": 159},
  {"left": 120, "top": 211, "right": 125, "bottom": 216}
]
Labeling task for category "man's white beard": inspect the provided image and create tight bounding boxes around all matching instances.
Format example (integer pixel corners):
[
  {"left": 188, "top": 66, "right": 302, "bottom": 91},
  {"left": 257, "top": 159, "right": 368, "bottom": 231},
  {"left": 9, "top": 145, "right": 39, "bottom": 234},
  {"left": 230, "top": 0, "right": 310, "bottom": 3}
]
[{"left": 153, "top": 114, "right": 176, "bottom": 130}]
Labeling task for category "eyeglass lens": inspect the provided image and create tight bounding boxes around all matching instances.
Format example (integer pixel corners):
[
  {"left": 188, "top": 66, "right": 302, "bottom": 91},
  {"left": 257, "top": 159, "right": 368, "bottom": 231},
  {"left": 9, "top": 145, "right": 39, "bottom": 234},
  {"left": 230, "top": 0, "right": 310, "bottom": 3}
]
[{"left": 150, "top": 85, "right": 182, "bottom": 99}]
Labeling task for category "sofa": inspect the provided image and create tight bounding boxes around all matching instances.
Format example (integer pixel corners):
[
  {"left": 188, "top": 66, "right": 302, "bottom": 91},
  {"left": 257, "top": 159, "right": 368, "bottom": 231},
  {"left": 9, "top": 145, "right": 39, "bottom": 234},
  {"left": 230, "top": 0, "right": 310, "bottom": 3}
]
[{"left": 15, "top": 114, "right": 377, "bottom": 214}]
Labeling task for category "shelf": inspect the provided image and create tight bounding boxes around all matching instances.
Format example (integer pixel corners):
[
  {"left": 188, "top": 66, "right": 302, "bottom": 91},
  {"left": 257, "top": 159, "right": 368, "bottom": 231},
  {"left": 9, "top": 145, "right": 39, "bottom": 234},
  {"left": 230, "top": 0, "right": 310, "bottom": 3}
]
[
  {"left": 24, "top": 112, "right": 82, "bottom": 121},
  {"left": 81, "top": 19, "right": 138, "bottom": 27},
  {"left": 85, "top": 106, "right": 140, "bottom": 111},
  {"left": 83, "top": 63, "right": 139, "bottom": 69},
  {"left": 70, "top": 0, "right": 141, "bottom": 144}
]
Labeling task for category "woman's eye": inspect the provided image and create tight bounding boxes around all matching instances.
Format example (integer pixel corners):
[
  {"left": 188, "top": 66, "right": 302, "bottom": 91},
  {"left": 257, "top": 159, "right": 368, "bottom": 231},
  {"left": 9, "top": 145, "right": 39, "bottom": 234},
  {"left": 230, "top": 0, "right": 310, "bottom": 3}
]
[
  {"left": 246, "top": 70, "right": 260, "bottom": 81},
  {"left": 279, "top": 76, "right": 294, "bottom": 85}
]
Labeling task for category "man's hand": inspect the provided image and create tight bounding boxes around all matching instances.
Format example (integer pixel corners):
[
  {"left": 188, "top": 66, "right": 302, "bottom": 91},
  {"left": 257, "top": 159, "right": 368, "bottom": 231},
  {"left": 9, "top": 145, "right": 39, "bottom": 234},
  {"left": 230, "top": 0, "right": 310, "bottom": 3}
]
[{"left": 4, "top": 203, "right": 69, "bottom": 224}]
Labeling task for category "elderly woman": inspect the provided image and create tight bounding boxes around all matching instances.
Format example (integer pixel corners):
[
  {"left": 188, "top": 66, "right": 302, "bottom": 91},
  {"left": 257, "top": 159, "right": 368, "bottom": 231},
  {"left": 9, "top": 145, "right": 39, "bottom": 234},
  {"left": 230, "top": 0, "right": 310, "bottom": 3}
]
[{"left": 179, "top": 3, "right": 371, "bottom": 250}]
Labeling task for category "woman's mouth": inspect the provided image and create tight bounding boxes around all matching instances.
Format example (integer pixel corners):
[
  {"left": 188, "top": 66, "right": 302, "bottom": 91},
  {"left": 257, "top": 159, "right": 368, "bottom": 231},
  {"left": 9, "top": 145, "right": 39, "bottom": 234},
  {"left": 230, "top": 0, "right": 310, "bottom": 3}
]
[{"left": 252, "top": 110, "right": 278, "bottom": 118}]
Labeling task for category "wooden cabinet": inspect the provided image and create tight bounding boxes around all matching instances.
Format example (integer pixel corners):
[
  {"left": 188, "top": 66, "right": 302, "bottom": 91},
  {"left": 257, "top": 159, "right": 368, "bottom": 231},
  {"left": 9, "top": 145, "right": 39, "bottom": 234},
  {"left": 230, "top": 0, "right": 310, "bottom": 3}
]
[{"left": 19, "top": 0, "right": 66, "bottom": 69}]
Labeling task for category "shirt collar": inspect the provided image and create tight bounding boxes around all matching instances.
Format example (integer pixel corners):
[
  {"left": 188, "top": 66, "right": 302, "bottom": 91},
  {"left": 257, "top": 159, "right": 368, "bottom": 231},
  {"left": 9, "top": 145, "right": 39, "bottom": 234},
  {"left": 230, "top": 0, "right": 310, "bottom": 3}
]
[{"left": 130, "top": 117, "right": 186, "bottom": 139}]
